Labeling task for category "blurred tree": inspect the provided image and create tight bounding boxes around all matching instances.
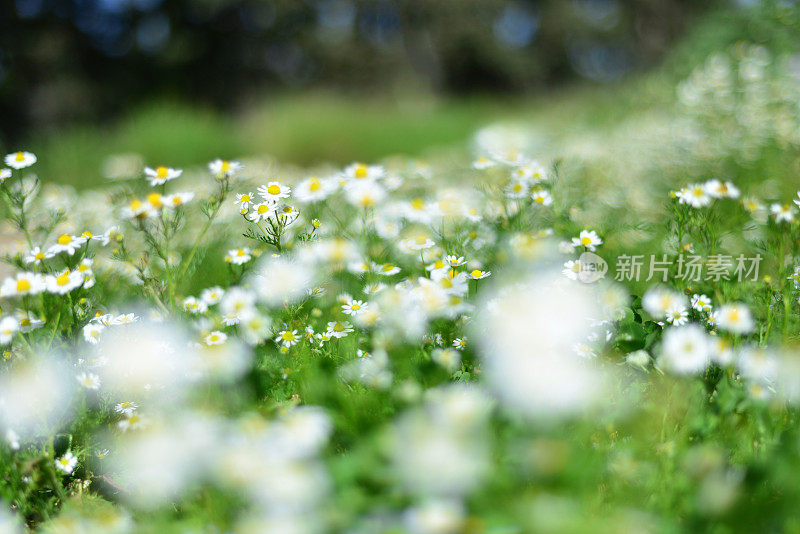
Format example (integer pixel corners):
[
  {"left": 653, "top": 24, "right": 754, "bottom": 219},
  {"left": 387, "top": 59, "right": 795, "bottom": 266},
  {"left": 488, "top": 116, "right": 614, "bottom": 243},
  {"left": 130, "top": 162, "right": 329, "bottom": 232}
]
[{"left": 0, "top": 0, "right": 719, "bottom": 145}]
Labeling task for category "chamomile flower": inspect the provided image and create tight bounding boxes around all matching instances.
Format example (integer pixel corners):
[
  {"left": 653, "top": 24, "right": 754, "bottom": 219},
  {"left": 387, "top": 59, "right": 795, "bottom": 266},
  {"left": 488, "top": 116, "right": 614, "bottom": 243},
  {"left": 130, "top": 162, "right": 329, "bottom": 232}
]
[
  {"left": 342, "top": 299, "right": 367, "bottom": 316},
  {"left": 0, "top": 168, "right": 10, "bottom": 182},
  {"left": 505, "top": 179, "right": 529, "bottom": 198},
  {"left": 24, "top": 246, "right": 53, "bottom": 265},
  {"left": 247, "top": 201, "right": 278, "bottom": 222},
  {"left": 144, "top": 165, "right": 182, "bottom": 186},
  {"left": 376, "top": 263, "right": 401, "bottom": 276},
  {"left": 660, "top": 324, "right": 710, "bottom": 375},
  {"left": 295, "top": 176, "right": 335, "bottom": 203},
  {"left": 402, "top": 235, "right": 436, "bottom": 252},
  {"left": 691, "top": 294, "right": 713, "bottom": 313},
  {"left": 677, "top": 184, "right": 712, "bottom": 208},
  {"left": 49, "top": 233, "right": 87, "bottom": 256},
  {"left": 770, "top": 203, "right": 796, "bottom": 223},
  {"left": 204, "top": 331, "right": 227, "bottom": 346},
  {"left": 531, "top": 189, "right": 553, "bottom": 206},
  {"left": 225, "top": 247, "right": 253, "bottom": 265},
  {"left": 76, "top": 372, "right": 101, "bottom": 390},
  {"left": 5, "top": 151, "right": 36, "bottom": 169},
  {"left": 258, "top": 181, "right": 291, "bottom": 201},
  {"left": 431, "top": 348, "right": 462, "bottom": 372},
  {"left": 235, "top": 192, "right": 255, "bottom": 210},
  {"left": 276, "top": 329, "right": 300, "bottom": 348},
  {"left": 665, "top": 305, "right": 689, "bottom": 326},
  {"left": 114, "top": 401, "right": 138, "bottom": 416},
  {"left": 163, "top": 192, "right": 195, "bottom": 208},
  {"left": 122, "top": 198, "right": 153, "bottom": 219},
  {"left": 46, "top": 269, "right": 84, "bottom": 294},
  {"left": 15, "top": 310, "right": 44, "bottom": 332},
  {"left": 704, "top": 179, "right": 740, "bottom": 199},
  {"left": 345, "top": 181, "right": 386, "bottom": 208},
  {"left": 54, "top": 451, "right": 78, "bottom": 474},
  {"left": 201, "top": 286, "right": 225, "bottom": 305},
  {"left": 445, "top": 255, "right": 466, "bottom": 268},
  {"left": 0, "top": 317, "right": 19, "bottom": 345},
  {"left": 571, "top": 230, "right": 603, "bottom": 251},
  {"left": 468, "top": 269, "right": 491, "bottom": 280},
  {"left": 83, "top": 323, "right": 105, "bottom": 344},
  {"left": 209, "top": 159, "right": 243, "bottom": 179},
  {"left": 472, "top": 156, "right": 495, "bottom": 170},
  {"left": 342, "top": 162, "right": 384, "bottom": 182},
  {"left": 326, "top": 321, "right": 354, "bottom": 339},
  {"left": 452, "top": 338, "right": 467, "bottom": 350},
  {"left": 716, "top": 303, "right": 755, "bottom": 335},
  {"left": 183, "top": 296, "right": 208, "bottom": 314},
  {"left": 1, "top": 272, "right": 44, "bottom": 297},
  {"left": 117, "top": 413, "right": 146, "bottom": 432}
]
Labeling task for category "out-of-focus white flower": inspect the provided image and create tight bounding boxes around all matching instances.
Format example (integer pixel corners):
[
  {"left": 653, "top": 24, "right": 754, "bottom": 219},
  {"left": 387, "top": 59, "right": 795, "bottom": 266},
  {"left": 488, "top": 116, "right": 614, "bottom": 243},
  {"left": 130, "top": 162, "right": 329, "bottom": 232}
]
[
  {"left": 144, "top": 165, "right": 182, "bottom": 186},
  {"left": 403, "top": 499, "right": 464, "bottom": 534},
  {"left": 472, "top": 268, "right": 610, "bottom": 419},
  {"left": 252, "top": 255, "right": 313, "bottom": 307},
  {"left": 716, "top": 303, "right": 755, "bottom": 335},
  {"left": 643, "top": 287, "right": 688, "bottom": 320},
  {"left": 660, "top": 324, "right": 711, "bottom": 375},
  {"left": 209, "top": 158, "right": 242, "bottom": 179},
  {"left": 0, "top": 355, "right": 74, "bottom": 440}
]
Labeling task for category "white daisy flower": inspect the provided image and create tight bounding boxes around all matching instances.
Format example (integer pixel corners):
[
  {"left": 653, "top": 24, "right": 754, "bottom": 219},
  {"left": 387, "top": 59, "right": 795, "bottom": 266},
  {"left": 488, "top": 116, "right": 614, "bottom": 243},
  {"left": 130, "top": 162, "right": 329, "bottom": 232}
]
[
  {"left": 225, "top": 247, "right": 253, "bottom": 265},
  {"left": 183, "top": 296, "right": 208, "bottom": 314},
  {"left": 4, "top": 151, "right": 36, "bottom": 169},
  {"left": 0, "top": 317, "right": 20, "bottom": 345},
  {"left": 204, "top": 331, "right": 227, "bottom": 346},
  {"left": 201, "top": 286, "right": 225, "bottom": 305},
  {"left": 0, "top": 272, "right": 44, "bottom": 297},
  {"left": 571, "top": 230, "right": 603, "bottom": 251},
  {"left": 54, "top": 451, "right": 78, "bottom": 474},
  {"left": 326, "top": 321, "right": 354, "bottom": 339},
  {"left": 46, "top": 269, "right": 84, "bottom": 294},
  {"left": 257, "top": 181, "right": 291, "bottom": 201},
  {"left": 48, "top": 233, "right": 87, "bottom": 256},
  {"left": 209, "top": 159, "right": 243, "bottom": 179},
  {"left": 76, "top": 372, "right": 101, "bottom": 390},
  {"left": 144, "top": 165, "right": 182, "bottom": 186},
  {"left": 716, "top": 303, "right": 755, "bottom": 335}
]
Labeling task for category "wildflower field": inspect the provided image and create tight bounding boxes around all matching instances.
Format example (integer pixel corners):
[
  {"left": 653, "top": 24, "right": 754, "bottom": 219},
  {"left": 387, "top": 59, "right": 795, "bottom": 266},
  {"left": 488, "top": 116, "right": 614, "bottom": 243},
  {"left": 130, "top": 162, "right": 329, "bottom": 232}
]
[{"left": 6, "top": 5, "right": 800, "bottom": 533}]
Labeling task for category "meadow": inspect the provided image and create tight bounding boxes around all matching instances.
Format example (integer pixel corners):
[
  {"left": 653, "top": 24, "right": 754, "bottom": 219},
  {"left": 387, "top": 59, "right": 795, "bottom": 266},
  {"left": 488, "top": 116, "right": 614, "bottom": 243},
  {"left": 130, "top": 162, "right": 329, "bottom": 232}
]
[{"left": 3, "top": 4, "right": 800, "bottom": 533}]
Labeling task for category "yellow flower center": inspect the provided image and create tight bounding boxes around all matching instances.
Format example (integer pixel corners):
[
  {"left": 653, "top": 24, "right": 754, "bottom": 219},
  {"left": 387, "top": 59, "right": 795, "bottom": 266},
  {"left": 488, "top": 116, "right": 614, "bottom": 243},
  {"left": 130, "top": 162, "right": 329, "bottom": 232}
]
[
  {"left": 350, "top": 303, "right": 360, "bottom": 311},
  {"left": 354, "top": 164, "right": 368, "bottom": 179},
  {"left": 257, "top": 204, "right": 270, "bottom": 214},
  {"left": 146, "top": 192, "right": 162, "bottom": 208},
  {"left": 281, "top": 331, "right": 296, "bottom": 341},
  {"left": 534, "top": 195, "right": 544, "bottom": 203},
  {"left": 267, "top": 184, "right": 281, "bottom": 195},
  {"left": 35, "top": 252, "right": 45, "bottom": 260},
  {"left": 415, "top": 235, "right": 428, "bottom": 245},
  {"left": 513, "top": 183, "right": 523, "bottom": 192},
  {"left": 411, "top": 198, "right": 424, "bottom": 210},
  {"left": 57, "top": 234, "right": 72, "bottom": 245},
  {"left": 241, "top": 194, "right": 251, "bottom": 202},
  {"left": 130, "top": 199, "right": 143, "bottom": 211},
  {"left": 309, "top": 178, "right": 321, "bottom": 192},
  {"left": 333, "top": 322, "right": 344, "bottom": 332},
  {"left": 382, "top": 264, "right": 394, "bottom": 272},
  {"left": 156, "top": 166, "right": 168, "bottom": 179},
  {"left": 580, "top": 237, "right": 591, "bottom": 246},
  {"left": 56, "top": 272, "right": 71, "bottom": 286},
  {"left": 82, "top": 231, "right": 93, "bottom": 238},
  {"left": 471, "top": 270, "right": 482, "bottom": 277},
  {"left": 221, "top": 161, "right": 231, "bottom": 172},
  {"left": 15, "top": 152, "right": 25, "bottom": 161},
  {"left": 16, "top": 279, "right": 31, "bottom": 292}
]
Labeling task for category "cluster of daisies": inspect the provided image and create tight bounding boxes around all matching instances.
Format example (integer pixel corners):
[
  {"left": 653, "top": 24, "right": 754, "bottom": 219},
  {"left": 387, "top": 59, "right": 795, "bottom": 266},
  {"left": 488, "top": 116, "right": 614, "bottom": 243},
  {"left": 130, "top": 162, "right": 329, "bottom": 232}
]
[{"left": 674, "top": 178, "right": 741, "bottom": 207}]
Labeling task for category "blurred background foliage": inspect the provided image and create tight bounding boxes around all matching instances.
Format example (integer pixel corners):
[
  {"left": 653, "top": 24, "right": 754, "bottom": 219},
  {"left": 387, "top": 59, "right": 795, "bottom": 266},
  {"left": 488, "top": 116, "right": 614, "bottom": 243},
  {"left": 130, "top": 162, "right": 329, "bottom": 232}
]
[{"left": 3, "top": 0, "right": 800, "bottom": 182}]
